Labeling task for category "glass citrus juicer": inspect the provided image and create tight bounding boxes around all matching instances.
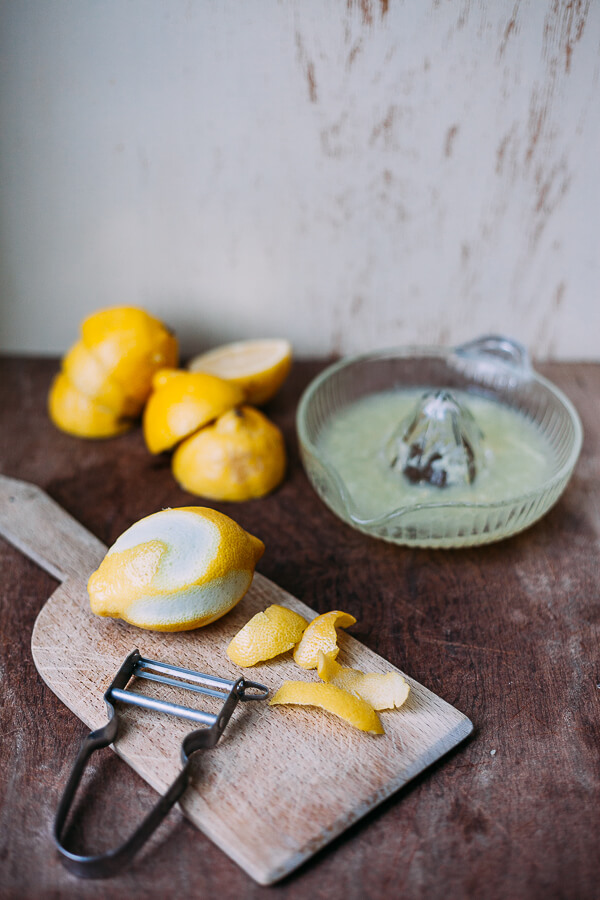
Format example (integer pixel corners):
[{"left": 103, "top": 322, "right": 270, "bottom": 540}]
[{"left": 296, "top": 336, "right": 582, "bottom": 548}]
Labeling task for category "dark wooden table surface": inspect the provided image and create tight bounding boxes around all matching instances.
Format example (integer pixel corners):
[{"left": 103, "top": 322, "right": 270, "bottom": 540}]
[{"left": 0, "top": 356, "right": 598, "bottom": 900}]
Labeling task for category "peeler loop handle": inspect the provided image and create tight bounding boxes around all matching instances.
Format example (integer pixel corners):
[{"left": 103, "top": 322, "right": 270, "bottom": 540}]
[
  {"left": 237, "top": 679, "right": 270, "bottom": 702},
  {"left": 53, "top": 720, "right": 191, "bottom": 879}
]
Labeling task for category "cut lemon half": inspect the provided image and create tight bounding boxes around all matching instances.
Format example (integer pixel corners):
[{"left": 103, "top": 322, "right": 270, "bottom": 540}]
[
  {"left": 227, "top": 604, "right": 308, "bottom": 666},
  {"left": 48, "top": 373, "right": 132, "bottom": 439},
  {"left": 188, "top": 339, "right": 292, "bottom": 406},
  {"left": 317, "top": 651, "right": 410, "bottom": 710},
  {"left": 87, "top": 506, "right": 264, "bottom": 631},
  {"left": 81, "top": 306, "right": 178, "bottom": 406},
  {"left": 62, "top": 341, "right": 140, "bottom": 417},
  {"left": 142, "top": 370, "right": 244, "bottom": 454},
  {"left": 172, "top": 406, "right": 286, "bottom": 501},
  {"left": 293, "top": 610, "right": 357, "bottom": 669},
  {"left": 270, "top": 680, "right": 383, "bottom": 734}
]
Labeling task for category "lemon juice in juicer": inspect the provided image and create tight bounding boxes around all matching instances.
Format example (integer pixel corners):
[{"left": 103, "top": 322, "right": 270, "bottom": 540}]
[
  {"left": 317, "top": 388, "right": 552, "bottom": 522},
  {"left": 297, "top": 337, "right": 582, "bottom": 547}
]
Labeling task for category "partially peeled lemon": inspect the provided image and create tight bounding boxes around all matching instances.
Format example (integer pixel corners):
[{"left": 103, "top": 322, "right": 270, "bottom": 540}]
[{"left": 87, "top": 507, "right": 264, "bottom": 631}]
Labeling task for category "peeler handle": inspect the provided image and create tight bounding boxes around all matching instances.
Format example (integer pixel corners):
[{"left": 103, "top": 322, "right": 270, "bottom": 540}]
[{"left": 53, "top": 719, "right": 191, "bottom": 879}]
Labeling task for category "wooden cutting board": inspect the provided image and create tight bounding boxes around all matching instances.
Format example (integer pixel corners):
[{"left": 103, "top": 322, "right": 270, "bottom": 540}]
[{"left": 0, "top": 475, "right": 473, "bottom": 885}]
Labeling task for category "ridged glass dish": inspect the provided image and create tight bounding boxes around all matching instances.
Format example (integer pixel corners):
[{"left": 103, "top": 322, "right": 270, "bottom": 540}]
[{"left": 297, "top": 336, "right": 583, "bottom": 548}]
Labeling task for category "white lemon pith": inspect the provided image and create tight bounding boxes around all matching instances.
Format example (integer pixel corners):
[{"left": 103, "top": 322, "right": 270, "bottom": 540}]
[{"left": 87, "top": 507, "right": 264, "bottom": 631}]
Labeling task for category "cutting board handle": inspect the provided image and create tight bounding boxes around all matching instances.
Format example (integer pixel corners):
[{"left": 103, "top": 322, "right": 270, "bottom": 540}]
[{"left": 0, "top": 475, "right": 106, "bottom": 582}]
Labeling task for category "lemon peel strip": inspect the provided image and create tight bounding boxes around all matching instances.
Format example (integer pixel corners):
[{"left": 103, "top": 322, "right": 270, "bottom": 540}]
[
  {"left": 292, "top": 610, "right": 357, "bottom": 670},
  {"left": 270, "top": 680, "right": 383, "bottom": 735},
  {"left": 227, "top": 604, "right": 309, "bottom": 667},
  {"left": 316, "top": 651, "right": 410, "bottom": 710}
]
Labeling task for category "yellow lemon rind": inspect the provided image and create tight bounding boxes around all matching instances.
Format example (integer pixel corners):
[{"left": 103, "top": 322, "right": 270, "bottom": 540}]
[
  {"left": 292, "top": 610, "right": 357, "bottom": 670},
  {"left": 316, "top": 650, "right": 410, "bottom": 710},
  {"left": 81, "top": 306, "right": 178, "bottom": 406},
  {"left": 48, "top": 373, "right": 133, "bottom": 439},
  {"left": 142, "top": 371, "right": 245, "bottom": 454},
  {"left": 62, "top": 341, "right": 140, "bottom": 417},
  {"left": 172, "top": 406, "right": 286, "bottom": 501},
  {"left": 227, "top": 604, "right": 309, "bottom": 666},
  {"left": 269, "top": 680, "right": 384, "bottom": 735}
]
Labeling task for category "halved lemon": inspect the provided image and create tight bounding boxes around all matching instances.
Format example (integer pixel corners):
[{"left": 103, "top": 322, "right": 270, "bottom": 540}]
[
  {"left": 142, "top": 370, "right": 245, "bottom": 454},
  {"left": 172, "top": 406, "right": 286, "bottom": 501},
  {"left": 62, "top": 341, "right": 140, "bottom": 417},
  {"left": 48, "top": 373, "right": 132, "bottom": 439},
  {"left": 188, "top": 339, "right": 292, "bottom": 406},
  {"left": 81, "top": 306, "right": 178, "bottom": 407}
]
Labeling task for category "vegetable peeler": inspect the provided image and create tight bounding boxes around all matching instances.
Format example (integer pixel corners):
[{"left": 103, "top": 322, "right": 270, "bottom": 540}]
[{"left": 54, "top": 649, "right": 269, "bottom": 879}]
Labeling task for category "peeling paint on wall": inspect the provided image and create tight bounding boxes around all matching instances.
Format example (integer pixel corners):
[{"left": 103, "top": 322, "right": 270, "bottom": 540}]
[{"left": 0, "top": 0, "right": 598, "bottom": 359}]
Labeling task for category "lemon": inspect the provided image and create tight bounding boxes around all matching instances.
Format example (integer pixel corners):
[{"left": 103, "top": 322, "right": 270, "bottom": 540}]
[
  {"left": 87, "top": 506, "right": 264, "bottom": 631},
  {"left": 227, "top": 604, "right": 309, "bottom": 666},
  {"left": 143, "top": 370, "right": 245, "bottom": 454},
  {"left": 48, "top": 373, "right": 132, "bottom": 439},
  {"left": 188, "top": 339, "right": 292, "bottom": 406},
  {"left": 62, "top": 341, "right": 139, "bottom": 418},
  {"left": 316, "top": 651, "right": 410, "bottom": 710},
  {"left": 270, "top": 681, "right": 384, "bottom": 735},
  {"left": 49, "top": 306, "right": 178, "bottom": 438},
  {"left": 293, "top": 610, "right": 357, "bottom": 669},
  {"left": 172, "top": 406, "right": 286, "bottom": 501},
  {"left": 81, "top": 306, "right": 178, "bottom": 407}
]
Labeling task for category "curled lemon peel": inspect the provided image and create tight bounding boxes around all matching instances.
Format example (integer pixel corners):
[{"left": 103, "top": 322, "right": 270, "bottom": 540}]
[
  {"left": 292, "top": 610, "right": 357, "bottom": 670},
  {"left": 188, "top": 339, "right": 292, "bottom": 406},
  {"left": 269, "top": 680, "right": 383, "bottom": 735},
  {"left": 142, "top": 370, "right": 245, "bottom": 454},
  {"left": 172, "top": 406, "right": 286, "bottom": 501},
  {"left": 87, "top": 507, "right": 264, "bottom": 632},
  {"left": 226, "top": 604, "right": 309, "bottom": 667},
  {"left": 316, "top": 651, "right": 410, "bottom": 711}
]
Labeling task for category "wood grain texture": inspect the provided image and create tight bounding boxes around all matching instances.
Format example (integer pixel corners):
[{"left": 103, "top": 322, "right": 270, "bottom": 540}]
[
  {"left": 1, "top": 357, "right": 599, "bottom": 899},
  {"left": 0, "top": 473, "right": 470, "bottom": 884}
]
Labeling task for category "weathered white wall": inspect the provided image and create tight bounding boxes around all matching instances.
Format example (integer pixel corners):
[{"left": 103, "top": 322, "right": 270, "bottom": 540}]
[{"left": 0, "top": 1, "right": 598, "bottom": 359}]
